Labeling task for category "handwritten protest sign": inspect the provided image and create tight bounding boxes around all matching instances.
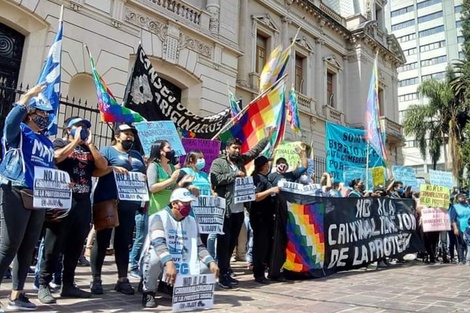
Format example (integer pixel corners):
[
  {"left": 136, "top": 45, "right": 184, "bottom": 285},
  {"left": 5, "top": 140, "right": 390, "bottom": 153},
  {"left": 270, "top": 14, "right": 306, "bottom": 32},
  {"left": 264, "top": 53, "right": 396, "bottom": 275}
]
[
  {"left": 421, "top": 207, "right": 451, "bottom": 232},
  {"left": 179, "top": 139, "right": 221, "bottom": 172},
  {"left": 113, "top": 171, "right": 149, "bottom": 201},
  {"left": 172, "top": 274, "right": 216, "bottom": 312},
  {"left": 274, "top": 141, "right": 302, "bottom": 168},
  {"left": 419, "top": 184, "right": 450, "bottom": 209},
  {"left": 392, "top": 166, "right": 418, "bottom": 189},
  {"left": 134, "top": 121, "right": 186, "bottom": 157},
  {"left": 371, "top": 167, "right": 385, "bottom": 187},
  {"left": 234, "top": 177, "right": 255, "bottom": 203},
  {"left": 429, "top": 169, "right": 454, "bottom": 189},
  {"left": 33, "top": 167, "right": 72, "bottom": 209},
  {"left": 278, "top": 180, "right": 319, "bottom": 196},
  {"left": 343, "top": 166, "right": 373, "bottom": 189},
  {"left": 326, "top": 122, "right": 383, "bottom": 182},
  {"left": 191, "top": 196, "right": 226, "bottom": 234}
]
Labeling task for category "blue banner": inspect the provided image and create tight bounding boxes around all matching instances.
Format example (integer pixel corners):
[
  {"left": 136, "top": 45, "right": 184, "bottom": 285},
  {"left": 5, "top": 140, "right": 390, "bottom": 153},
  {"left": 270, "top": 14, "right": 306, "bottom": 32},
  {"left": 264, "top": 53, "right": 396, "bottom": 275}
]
[{"left": 326, "top": 122, "right": 383, "bottom": 183}]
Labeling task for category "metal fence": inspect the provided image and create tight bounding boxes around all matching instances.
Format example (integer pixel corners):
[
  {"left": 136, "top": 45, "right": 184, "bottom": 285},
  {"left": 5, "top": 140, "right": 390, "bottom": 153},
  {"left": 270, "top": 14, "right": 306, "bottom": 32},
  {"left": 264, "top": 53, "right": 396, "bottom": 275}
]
[{"left": 0, "top": 82, "right": 114, "bottom": 151}]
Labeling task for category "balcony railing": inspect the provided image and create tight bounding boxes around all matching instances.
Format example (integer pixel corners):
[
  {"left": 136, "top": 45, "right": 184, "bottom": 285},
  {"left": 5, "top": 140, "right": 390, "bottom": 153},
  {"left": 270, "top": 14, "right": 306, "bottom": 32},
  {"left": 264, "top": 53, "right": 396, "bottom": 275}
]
[
  {"left": 296, "top": 91, "right": 316, "bottom": 115},
  {"left": 324, "top": 105, "right": 344, "bottom": 124}
]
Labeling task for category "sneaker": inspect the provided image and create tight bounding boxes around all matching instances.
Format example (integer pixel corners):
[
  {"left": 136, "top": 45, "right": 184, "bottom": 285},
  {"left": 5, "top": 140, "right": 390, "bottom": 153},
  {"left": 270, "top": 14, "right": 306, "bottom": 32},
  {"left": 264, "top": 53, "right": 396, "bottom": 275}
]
[
  {"left": 228, "top": 275, "right": 239, "bottom": 286},
  {"left": 254, "top": 277, "right": 269, "bottom": 284},
  {"left": 49, "top": 282, "right": 61, "bottom": 291},
  {"left": 78, "top": 255, "right": 90, "bottom": 267},
  {"left": 115, "top": 279, "right": 135, "bottom": 295},
  {"left": 217, "top": 275, "right": 232, "bottom": 289},
  {"left": 90, "top": 278, "right": 103, "bottom": 295},
  {"left": 129, "top": 269, "right": 141, "bottom": 279},
  {"left": 38, "top": 285, "right": 56, "bottom": 304},
  {"left": 142, "top": 291, "right": 157, "bottom": 308},
  {"left": 8, "top": 293, "right": 37, "bottom": 311},
  {"left": 61, "top": 284, "right": 91, "bottom": 298}
]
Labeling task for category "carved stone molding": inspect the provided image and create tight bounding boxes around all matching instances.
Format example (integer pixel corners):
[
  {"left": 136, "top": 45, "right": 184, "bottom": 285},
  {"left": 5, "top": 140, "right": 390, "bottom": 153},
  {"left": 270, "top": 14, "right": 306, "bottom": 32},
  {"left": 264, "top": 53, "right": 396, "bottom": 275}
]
[
  {"left": 70, "top": 0, "right": 82, "bottom": 11},
  {"left": 295, "top": 36, "right": 314, "bottom": 53},
  {"left": 180, "top": 33, "right": 212, "bottom": 58},
  {"left": 252, "top": 14, "right": 280, "bottom": 33},
  {"left": 125, "top": 8, "right": 168, "bottom": 41}
]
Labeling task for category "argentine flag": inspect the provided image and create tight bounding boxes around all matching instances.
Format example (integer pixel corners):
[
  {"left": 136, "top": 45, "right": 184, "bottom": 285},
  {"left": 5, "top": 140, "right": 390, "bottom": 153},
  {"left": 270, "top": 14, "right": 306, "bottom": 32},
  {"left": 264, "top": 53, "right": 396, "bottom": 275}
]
[{"left": 35, "top": 17, "right": 63, "bottom": 135}]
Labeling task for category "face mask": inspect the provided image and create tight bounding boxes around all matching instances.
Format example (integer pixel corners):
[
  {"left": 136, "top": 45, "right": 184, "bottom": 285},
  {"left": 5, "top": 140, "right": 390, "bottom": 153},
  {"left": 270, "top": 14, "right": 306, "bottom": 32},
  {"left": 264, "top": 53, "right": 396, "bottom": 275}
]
[
  {"left": 177, "top": 203, "right": 192, "bottom": 217},
  {"left": 358, "top": 184, "right": 365, "bottom": 192},
  {"left": 70, "top": 128, "right": 88, "bottom": 140},
  {"left": 277, "top": 163, "right": 288, "bottom": 173},
  {"left": 195, "top": 159, "right": 206, "bottom": 170},
  {"left": 165, "top": 150, "right": 176, "bottom": 160},
  {"left": 460, "top": 199, "right": 467, "bottom": 204},
  {"left": 397, "top": 188, "right": 404, "bottom": 194},
  {"left": 121, "top": 139, "right": 134, "bottom": 151},
  {"left": 32, "top": 115, "right": 50, "bottom": 130}
]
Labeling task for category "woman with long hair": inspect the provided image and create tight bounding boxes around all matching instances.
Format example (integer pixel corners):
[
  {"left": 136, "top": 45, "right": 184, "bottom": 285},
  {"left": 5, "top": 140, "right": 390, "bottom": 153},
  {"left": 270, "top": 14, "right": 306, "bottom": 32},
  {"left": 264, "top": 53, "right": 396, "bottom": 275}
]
[
  {"left": 0, "top": 84, "right": 55, "bottom": 311},
  {"left": 89, "top": 123, "right": 146, "bottom": 296}
]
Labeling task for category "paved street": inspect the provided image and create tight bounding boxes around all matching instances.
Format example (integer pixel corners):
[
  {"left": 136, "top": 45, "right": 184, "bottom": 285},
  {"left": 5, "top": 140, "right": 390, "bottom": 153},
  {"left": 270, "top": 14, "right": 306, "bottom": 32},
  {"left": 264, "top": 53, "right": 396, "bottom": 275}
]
[{"left": 1, "top": 258, "right": 470, "bottom": 312}]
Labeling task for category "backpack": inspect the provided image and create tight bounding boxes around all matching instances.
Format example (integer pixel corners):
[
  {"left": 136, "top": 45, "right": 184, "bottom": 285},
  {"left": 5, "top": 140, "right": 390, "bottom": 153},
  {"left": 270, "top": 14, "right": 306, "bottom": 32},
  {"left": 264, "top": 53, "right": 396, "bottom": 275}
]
[{"left": 0, "top": 132, "right": 26, "bottom": 185}]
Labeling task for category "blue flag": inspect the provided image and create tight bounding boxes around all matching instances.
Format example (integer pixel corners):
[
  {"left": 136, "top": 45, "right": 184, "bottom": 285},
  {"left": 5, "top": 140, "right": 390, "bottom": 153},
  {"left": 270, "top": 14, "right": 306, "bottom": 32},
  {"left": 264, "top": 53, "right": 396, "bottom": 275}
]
[{"left": 34, "top": 19, "right": 63, "bottom": 135}]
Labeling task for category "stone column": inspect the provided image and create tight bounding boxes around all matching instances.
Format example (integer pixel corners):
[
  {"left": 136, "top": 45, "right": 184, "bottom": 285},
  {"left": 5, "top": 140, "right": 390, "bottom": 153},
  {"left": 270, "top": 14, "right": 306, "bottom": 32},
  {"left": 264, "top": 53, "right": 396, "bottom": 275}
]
[
  {"left": 237, "top": 0, "right": 249, "bottom": 87},
  {"left": 206, "top": 0, "right": 220, "bottom": 35},
  {"left": 314, "top": 39, "right": 324, "bottom": 116}
]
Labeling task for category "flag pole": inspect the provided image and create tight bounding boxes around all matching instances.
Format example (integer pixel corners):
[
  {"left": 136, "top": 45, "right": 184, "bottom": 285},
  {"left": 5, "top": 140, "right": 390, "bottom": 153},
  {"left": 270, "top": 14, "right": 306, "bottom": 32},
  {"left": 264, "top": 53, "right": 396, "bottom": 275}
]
[
  {"left": 59, "top": 5, "right": 64, "bottom": 21},
  {"left": 211, "top": 74, "right": 288, "bottom": 140},
  {"left": 366, "top": 143, "right": 370, "bottom": 191}
]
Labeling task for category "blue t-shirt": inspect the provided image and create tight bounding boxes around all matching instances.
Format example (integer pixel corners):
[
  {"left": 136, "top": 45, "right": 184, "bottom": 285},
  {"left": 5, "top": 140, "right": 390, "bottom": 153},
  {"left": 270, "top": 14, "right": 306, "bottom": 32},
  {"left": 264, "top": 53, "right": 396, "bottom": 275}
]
[{"left": 94, "top": 146, "right": 146, "bottom": 203}]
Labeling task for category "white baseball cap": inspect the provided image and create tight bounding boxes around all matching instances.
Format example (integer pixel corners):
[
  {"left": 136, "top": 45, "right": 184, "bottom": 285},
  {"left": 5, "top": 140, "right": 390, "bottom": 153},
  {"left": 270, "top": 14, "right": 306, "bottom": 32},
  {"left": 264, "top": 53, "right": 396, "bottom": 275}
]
[{"left": 170, "top": 188, "right": 196, "bottom": 203}]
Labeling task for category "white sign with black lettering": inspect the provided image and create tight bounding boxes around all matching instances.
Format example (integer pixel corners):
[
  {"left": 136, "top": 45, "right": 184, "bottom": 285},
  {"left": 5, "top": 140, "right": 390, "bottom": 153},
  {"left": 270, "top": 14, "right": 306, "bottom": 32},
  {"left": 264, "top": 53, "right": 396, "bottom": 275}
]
[
  {"left": 113, "top": 171, "right": 149, "bottom": 201},
  {"left": 278, "top": 180, "right": 317, "bottom": 196},
  {"left": 172, "top": 274, "right": 216, "bottom": 312},
  {"left": 234, "top": 176, "right": 255, "bottom": 203},
  {"left": 191, "top": 196, "right": 226, "bottom": 234},
  {"left": 33, "top": 167, "right": 72, "bottom": 209}
]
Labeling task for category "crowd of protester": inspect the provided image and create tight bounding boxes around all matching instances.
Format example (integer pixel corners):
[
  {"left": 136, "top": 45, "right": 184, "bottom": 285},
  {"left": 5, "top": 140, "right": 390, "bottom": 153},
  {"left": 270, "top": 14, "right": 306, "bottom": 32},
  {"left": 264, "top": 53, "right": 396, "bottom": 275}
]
[{"left": 0, "top": 84, "right": 465, "bottom": 311}]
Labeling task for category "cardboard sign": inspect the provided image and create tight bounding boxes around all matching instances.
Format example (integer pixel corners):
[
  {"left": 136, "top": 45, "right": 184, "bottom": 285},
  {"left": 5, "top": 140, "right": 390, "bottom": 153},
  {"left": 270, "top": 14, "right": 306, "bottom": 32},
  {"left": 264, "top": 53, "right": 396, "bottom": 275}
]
[
  {"left": 419, "top": 184, "right": 450, "bottom": 209},
  {"left": 429, "top": 169, "right": 454, "bottom": 189},
  {"left": 371, "top": 167, "right": 385, "bottom": 187},
  {"left": 421, "top": 207, "right": 451, "bottom": 232},
  {"left": 274, "top": 141, "right": 302, "bottom": 168},
  {"left": 172, "top": 274, "right": 216, "bottom": 312},
  {"left": 134, "top": 121, "right": 186, "bottom": 157},
  {"left": 191, "top": 196, "right": 226, "bottom": 234},
  {"left": 234, "top": 177, "right": 255, "bottom": 203},
  {"left": 113, "top": 171, "right": 149, "bottom": 201},
  {"left": 179, "top": 138, "right": 221, "bottom": 172},
  {"left": 33, "top": 167, "right": 72, "bottom": 209}
]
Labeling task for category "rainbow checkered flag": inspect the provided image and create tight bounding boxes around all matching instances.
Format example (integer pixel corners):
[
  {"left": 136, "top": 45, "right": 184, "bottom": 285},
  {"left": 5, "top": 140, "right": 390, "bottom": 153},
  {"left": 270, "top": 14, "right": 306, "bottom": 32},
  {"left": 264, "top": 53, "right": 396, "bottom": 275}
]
[{"left": 286, "top": 85, "right": 301, "bottom": 135}]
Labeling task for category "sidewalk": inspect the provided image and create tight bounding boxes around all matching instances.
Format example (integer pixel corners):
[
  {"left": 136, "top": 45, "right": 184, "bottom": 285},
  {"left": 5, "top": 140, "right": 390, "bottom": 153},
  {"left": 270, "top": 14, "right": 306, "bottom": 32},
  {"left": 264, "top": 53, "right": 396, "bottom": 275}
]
[{"left": 1, "top": 257, "right": 470, "bottom": 312}]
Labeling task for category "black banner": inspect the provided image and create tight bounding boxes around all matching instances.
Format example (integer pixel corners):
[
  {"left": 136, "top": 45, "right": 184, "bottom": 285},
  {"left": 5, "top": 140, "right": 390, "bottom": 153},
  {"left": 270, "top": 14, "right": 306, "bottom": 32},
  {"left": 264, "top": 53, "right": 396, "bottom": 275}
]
[{"left": 123, "top": 45, "right": 232, "bottom": 139}]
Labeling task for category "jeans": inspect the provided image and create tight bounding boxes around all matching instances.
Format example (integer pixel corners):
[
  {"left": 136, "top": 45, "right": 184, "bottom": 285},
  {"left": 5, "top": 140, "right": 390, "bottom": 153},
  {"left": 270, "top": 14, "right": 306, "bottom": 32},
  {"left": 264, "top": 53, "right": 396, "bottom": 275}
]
[
  {"left": 216, "top": 212, "right": 244, "bottom": 275},
  {"left": 207, "top": 234, "right": 217, "bottom": 260},
  {"left": 91, "top": 200, "right": 138, "bottom": 279},
  {"left": 34, "top": 238, "right": 62, "bottom": 288},
  {"left": 244, "top": 213, "right": 253, "bottom": 264},
  {"left": 129, "top": 210, "right": 148, "bottom": 271},
  {"left": 0, "top": 185, "right": 45, "bottom": 290},
  {"left": 250, "top": 210, "right": 274, "bottom": 279}
]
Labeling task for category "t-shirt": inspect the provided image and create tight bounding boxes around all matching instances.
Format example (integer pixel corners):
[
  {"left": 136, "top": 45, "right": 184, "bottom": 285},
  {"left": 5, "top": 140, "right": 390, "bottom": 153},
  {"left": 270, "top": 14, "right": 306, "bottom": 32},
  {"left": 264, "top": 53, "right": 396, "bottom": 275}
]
[
  {"left": 180, "top": 167, "right": 212, "bottom": 196},
  {"left": 94, "top": 146, "right": 146, "bottom": 203},
  {"left": 147, "top": 162, "right": 176, "bottom": 215},
  {"left": 268, "top": 166, "right": 307, "bottom": 186},
  {"left": 53, "top": 138, "right": 95, "bottom": 194},
  {"left": 250, "top": 173, "right": 275, "bottom": 215}
]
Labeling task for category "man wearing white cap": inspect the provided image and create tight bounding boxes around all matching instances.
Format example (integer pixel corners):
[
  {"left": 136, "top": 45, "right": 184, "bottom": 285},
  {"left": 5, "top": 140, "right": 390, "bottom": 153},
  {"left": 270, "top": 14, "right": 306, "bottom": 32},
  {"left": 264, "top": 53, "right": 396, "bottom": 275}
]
[
  {"left": 37, "top": 116, "right": 108, "bottom": 304},
  {"left": 140, "top": 188, "right": 219, "bottom": 308}
]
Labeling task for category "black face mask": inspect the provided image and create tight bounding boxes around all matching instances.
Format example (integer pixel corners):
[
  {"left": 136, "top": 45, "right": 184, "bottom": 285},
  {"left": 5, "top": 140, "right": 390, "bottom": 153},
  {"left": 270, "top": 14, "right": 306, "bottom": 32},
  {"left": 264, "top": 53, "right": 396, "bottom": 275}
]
[
  {"left": 121, "top": 139, "right": 134, "bottom": 151},
  {"left": 165, "top": 150, "right": 176, "bottom": 161},
  {"left": 358, "top": 184, "right": 365, "bottom": 192}
]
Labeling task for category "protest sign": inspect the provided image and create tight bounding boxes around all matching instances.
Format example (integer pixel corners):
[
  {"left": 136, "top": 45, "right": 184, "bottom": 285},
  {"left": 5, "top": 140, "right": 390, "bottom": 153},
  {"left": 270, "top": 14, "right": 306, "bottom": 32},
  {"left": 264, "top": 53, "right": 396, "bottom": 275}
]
[
  {"left": 33, "top": 167, "right": 72, "bottom": 209},
  {"left": 180, "top": 138, "right": 221, "bottom": 172},
  {"left": 274, "top": 141, "right": 302, "bottom": 168},
  {"left": 421, "top": 207, "right": 451, "bottom": 232},
  {"left": 134, "top": 121, "right": 186, "bottom": 157},
  {"left": 429, "top": 169, "right": 454, "bottom": 189},
  {"left": 392, "top": 166, "right": 418, "bottom": 189},
  {"left": 343, "top": 166, "right": 372, "bottom": 189},
  {"left": 419, "top": 184, "right": 450, "bottom": 209},
  {"left": 191, "top": 196, "right": 226, "bottom": 234},
  {"left": 234, "top": 176, "right": 255, "bottom": 203},
  {"left": 280, "top": 191, "right": 422, "bottom": 277},
  {"left": 278, "top": 180, "right": 318, "bottom": 196},
  {"left": 371, "top": 167, "right": 385, "bottom": 187},
  {"left": 326, "top": 122, "right": 383, "bottom": 182},
  {"left": 172, "top": 274, "right": 216, "bottom": 312},
  {"left": 113, "top": 171, "right": 149, "bottom": 201}
]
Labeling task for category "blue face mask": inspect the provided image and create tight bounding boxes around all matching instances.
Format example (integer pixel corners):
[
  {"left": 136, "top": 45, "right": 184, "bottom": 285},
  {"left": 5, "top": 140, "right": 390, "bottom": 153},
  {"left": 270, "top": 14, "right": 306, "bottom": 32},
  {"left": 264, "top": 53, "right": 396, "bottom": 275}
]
[
  {"left": 397, "top": 187, "right": 404, "bottom": 194},
  {"left": 195, "top": 159, "right": 206, "bottom": 170},
  {"left": 70, "top": 127, "right": 88, "bottom": 140}
]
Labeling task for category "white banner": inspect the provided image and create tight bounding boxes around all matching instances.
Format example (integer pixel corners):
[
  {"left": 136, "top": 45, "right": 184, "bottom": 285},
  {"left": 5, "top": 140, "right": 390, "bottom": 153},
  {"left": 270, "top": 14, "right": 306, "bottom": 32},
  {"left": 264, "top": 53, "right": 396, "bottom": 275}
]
[
  {"left": 234, "top": 176, "right": 255, "bottom": 203},
  {"left": 33, "top": 167, "right": 72, "bottom": 209},
  {"left": 191, "top": 196, "right": 225, "bottom": 234},
  {"left": 278, "top": 180, "right": 318, "bottom": 196},
  {"left": 113, "top": 171, "right": 149, "bottom": 201},
  {"left": 172, "top": 274, "right": 216, "bottom": 312}
]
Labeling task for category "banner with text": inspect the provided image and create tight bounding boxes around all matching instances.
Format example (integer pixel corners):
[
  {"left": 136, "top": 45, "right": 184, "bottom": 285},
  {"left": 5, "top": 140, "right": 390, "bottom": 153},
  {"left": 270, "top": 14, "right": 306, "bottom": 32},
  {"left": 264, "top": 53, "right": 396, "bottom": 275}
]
[
  {"left": 419, "top": 184, "right": 450, "bottom": 209},
  {"left": 234, "top": 176, "right": 255, "bottom": 203},
  {"left": 134, "top": 121, "right": 186, "bottom": 157},
  {"left": 180, "top": 138, "right": 221, "bottom": 173},
  {"left": 421, "top": 207, "right": 451, "bottom": 232},
  {"left": 392, "top": 166, "right": 418, "bottom": 190},
  {"left": 172, "top": 274, "right": 216, "bottom": 312},
  {"left": 33, "top": 167, "right": 72, "bottom": 209},
  {"left": 274, "top": 141, "right": 302, "bottom": 168},
  {"left": 280, "top": 191, "right": 421, "bottom": 277},
  {"left": 326, "top": 122, "right": 383, "bottom": 182},
  {"left": 191, "top": 196, "right": 226, "bottom": 234},
  {"left": 113, "top": 171, "right": 149, "bottom": 201},
  {"left": 429, "top": 169, "right": 454, "bottom": 189}
]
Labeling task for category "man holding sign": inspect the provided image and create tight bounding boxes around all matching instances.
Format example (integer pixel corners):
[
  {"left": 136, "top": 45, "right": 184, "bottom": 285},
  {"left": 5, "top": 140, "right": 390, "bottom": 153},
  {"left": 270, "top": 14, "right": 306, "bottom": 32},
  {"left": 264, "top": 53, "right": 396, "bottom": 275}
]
[{"left": 210, "top": 127, "right": 275, "bottom": 289}]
